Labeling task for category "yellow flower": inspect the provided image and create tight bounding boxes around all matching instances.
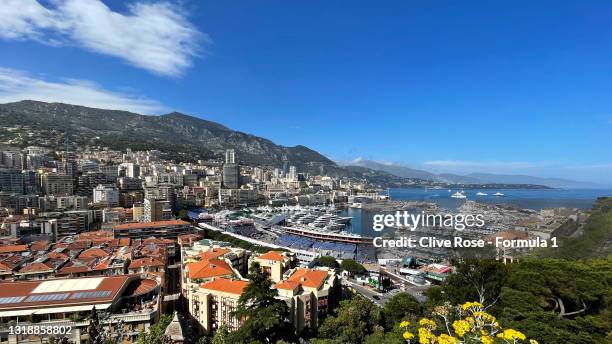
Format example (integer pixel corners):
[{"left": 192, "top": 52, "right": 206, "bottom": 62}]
[
  {"left": 452, "top": 319, "right": 471, "bottom": 337},
  {"left": 400, "top": 320, "right": 411, "bottom": 328},
  {"left": 418, "top": 318, "right": 437, "bottom": 329},
  {"left": 461, "top": 301, "right": 484, "bottom": 311},
  {"left": 437, "top": 334, "right": 459, "bottom": 344},
  {"left": 403, "top": 331, "right": 415, "bottom": 340},
  {"left": 529, "top": 340, "right": 539, "bottom": 344},
  {"left": 418, "top": 327, "right": 436, "bottom": 344},
  {"left": 497, "top": 329, "right": 527, "bottom": 341},
  {"left": 481, "top": 335, "right": 494, "bottom": 344}
]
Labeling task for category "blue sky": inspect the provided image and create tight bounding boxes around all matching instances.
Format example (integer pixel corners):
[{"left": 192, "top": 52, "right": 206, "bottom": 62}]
[{"left": 0, "top": 1, "right": 611, "bottom": 184}]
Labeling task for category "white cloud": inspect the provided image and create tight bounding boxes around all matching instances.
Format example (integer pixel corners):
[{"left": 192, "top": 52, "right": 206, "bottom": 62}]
[
  {"left": 0, "top": 0, "right": 207, "bottom": 77},
  {"left": 0, "top": 67, "right": 168, "bottom": 114}
]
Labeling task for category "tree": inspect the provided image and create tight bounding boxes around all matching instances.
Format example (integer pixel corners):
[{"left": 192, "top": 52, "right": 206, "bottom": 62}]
[
  {"left": 340, "top": 259, "right": 366, "bottom": 276},
  {"left": 87, "top": 306, "right": 105, "bottom": 344},
  {"left": 314, "top": 256, "right": 339, "bottom": 269},
  {"left": 433, "top": 259, "right": 509, "bottom": 308},
  {"left": 210, "top": 326, "right": 230, "bottom": 344},
  {"left": 136, "top": 314, "right": 172, "bottom": 344},
  {"left": 382, "top": 293, "right": 423, "bottom": 330},
  {"left": 315, "top": 295, "right": 382, "bottom": 344},
  {"left": 229, "top": 262, "right": 294, "bottom": 343}
]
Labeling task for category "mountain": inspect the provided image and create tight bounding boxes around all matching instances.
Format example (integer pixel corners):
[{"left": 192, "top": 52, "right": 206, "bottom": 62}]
[
  {"left": 347, "top": 159, "right": 478, "bottom": 184},
  {"left": 0, "top": 100, "right": 344, "bottom": 175},
  {"left": 347, "top": 159, "right": 600, "bottom": 188},
  {"left": 465, "top": 173, "right": 602, "bottom": 189},
  {"left": 346, "top": 159, "right": 437, "bottom": 180}
]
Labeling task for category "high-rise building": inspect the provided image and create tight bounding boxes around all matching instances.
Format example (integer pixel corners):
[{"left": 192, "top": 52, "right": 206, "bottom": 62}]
[
  {"left": 93, "top": 184, "right": 119, "bottom": 207},
  {"left": 40, "top": 173, "right": 73, "bottom": 196},
  {"left": 22, "top": 170, "right": 40, "bottom": 194},
  {"left": 0, "top": 169, "right": 24, "bottom": 194},
  {"left": 125, "top": 163, "right": 140, "bottom": 178},
  {"left": 0, "top": 150, "right": 24, "bottom": 169},
  {"left": 99, "top": 164, "right": 119, "bottom": 182},
  {"left": 288, "top": 165, "right": 297, "bottom": 181},
  {"left": 143, "top": 198, "right": 172, "bottom": 222},
  {"left": 222, "top": 149, "right": 240, "bottom": 189},
  {"left": 76, "top": 172, "right": 107, "bottom": 197},
  {"left": 225, "top": 149, "right": 236, "bottom": 164}
]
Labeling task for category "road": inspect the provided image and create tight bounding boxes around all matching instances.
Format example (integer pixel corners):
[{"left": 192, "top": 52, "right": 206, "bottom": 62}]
[{"left": 341, "top": 276, "right": 429, "bottom": 307}]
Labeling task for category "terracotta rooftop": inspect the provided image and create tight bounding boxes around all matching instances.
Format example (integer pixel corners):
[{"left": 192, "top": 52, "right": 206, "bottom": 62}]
[
  {"left": 0, "top": 245, "right": 27, "bottom": 254},
  {"left": 200, "top": 278, "right": 249, "bottom": 296},
  {"left": 187, "top": 258, "right": 234, "bottom": 280},
  {"left": 129, "top": 257, "right": 165, "bottom": 269},
  {"left": 122, "top": 278, "right": 158, "bottom": 297},
  {"left": 284, "top": 268, "right": 329, "bottom": 290},
  {"left": 114, "top": 220, "right": 188, "bottom": 231},
  {"left": 198, "top": 247, "right": 231, "bottom": 260},
  {"left": 257, "top": 251, "right": 289, "bottom": 262},
  {"left": 0, "top": 275, "right": 131, "bottom": 310},
  {"left": 79, "top": 248, "right": 109, "bottom": 259}
]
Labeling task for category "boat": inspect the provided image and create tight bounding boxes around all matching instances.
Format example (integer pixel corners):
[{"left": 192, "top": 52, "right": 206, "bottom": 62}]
[
  {"left": 349, "top": 202, "right": 362, "bottom": 209},
  {"left": 476, "top": 192, "right": 488, "bottom": 196},
  {"left": 493, "top": 192, "right": 505, "bottom": 197},
  {"left": 451, "top": 191, "right": 467, "bottom": 199}
]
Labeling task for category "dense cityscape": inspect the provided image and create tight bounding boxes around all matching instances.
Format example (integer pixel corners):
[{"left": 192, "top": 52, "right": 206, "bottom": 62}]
[
  {"left": 0, "top": 139, "right": 609, "bottom": 344},
  {"left": 1, "top": 1, "right": 611, "bottom": 343}
]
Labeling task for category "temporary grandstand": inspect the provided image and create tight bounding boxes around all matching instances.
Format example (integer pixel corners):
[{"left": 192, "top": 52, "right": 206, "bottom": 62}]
[{"left": 276, "top": 234, "right": 356, "bottom": 259}]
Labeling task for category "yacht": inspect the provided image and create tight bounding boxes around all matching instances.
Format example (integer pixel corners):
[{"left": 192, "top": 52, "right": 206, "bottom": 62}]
[
  {"left": 297, "top": 214, "right": 317, "bottom": 224},
  {"left": 325, "top": 223, "right": 346, "bottom": 232},
  {"left": 349, "top": 202, "right": 362, "bottom": 209},
  {"left": 451, "top": 191, "right": 467, "bottom": 199},
  {"left": 476, "top": 192, "right": 488, "bottom": 196},
  {"left": 493, "top": 192, "right": 505, "bottom": 197}
]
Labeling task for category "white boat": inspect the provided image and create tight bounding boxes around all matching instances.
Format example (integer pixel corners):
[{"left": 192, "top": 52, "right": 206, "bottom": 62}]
[
  {"left": 476, "top": 192, "right": 488, "bottom": 196},
  {"left": 451, "top": 191, "right": 467, "bottom": 199},
  {"left": 349, "top": 202, "right": 362, "bottom": 209},
  {"left": 493, "top": 192, "right": 505, "bottom": 197}
]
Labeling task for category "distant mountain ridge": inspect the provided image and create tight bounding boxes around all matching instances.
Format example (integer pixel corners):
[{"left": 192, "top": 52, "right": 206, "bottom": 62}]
[
  {"left": 0, "top": 100, "right": 343, "bottom": 175},
  {"left": 346, "top": 159, "right": 602, "bottom": 189}
]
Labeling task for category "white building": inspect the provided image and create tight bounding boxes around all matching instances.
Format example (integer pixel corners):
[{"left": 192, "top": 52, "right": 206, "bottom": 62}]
[{"left": 93, "top": 184, "right": 119, "bottom": 207}]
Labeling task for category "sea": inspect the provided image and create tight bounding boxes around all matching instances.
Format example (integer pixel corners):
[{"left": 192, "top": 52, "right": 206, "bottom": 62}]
[{"left": 340, "top": 188, "right": 612, "bottom": 237}]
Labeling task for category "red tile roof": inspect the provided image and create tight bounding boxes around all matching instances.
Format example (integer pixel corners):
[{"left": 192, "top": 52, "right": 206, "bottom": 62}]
[
  {"left": 129, "top": 257, "right": 165, "bottom": 269},
  {"left": 0, "top": 245, "right": 27, "bottom": 254},
  {"left": 281, "top": 268, "right": 329, "bottom": 290},
  {"left": 187, "top": 258, "right": 234, "bottom": 280},
  {"left": 257, "top": 251, "right": 289, "bottom": 262},
  {"left": 198, "top": 247, "right": 231, "bottom": 260},
  {"left": 0, "top": 275, "right": 131, "bottom": 309},
  {"left": 17, "top": 262, "right": 54, "bottom": 274},
  {"left": 200, "top": 278, "right": 248, "bottom": 296},
  {"left": 114, "top": 220, "right": 188, "bottom": 231},
  {"left": 79, "top": 248, "right": 109, "bottom": 259}
]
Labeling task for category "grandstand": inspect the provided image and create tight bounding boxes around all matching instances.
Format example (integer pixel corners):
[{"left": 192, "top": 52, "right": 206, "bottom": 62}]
[{"left": 276, "top": 234, "right": 357, "bottom": 259}]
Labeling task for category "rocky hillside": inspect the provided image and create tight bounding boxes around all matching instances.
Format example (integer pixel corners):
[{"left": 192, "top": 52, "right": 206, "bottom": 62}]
[{"left": 0, "top": 100, "right": 343, "bottom": 175}]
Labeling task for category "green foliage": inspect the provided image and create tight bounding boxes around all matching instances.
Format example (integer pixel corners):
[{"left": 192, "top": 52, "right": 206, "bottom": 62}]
[
  {"left": 497, "top": 259, "right": 612, "bottom": 344},
  {"left": 313, "top": 256, "right": 339, "bottom": 269},
  {"left": 315, "top": 295, "right": 382, "bottom": 344},
  {"left": 382, "top": 293, "right": 423, "bottom": 330},
  {"left": 228, "top": 263, "right": 294, "bottom": 343},
  {"left": 209, "top": 326, "right": 230, "bottom": 344},
  {"left": 546, "top": 196, "right": 612, "bottom": 259},
  {"left": 340, "top": 259, "right": 366, "bottom": 276},
  {"left": 427, "top": 259, "right": 509, "bottom": 307},
  {"left": 136, "top": 314, "right": 172, "bottom": 344},
  {"left": 86, "top": 307, "right": 108, "bottom": 344}
]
